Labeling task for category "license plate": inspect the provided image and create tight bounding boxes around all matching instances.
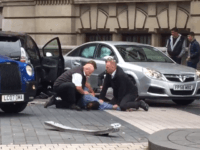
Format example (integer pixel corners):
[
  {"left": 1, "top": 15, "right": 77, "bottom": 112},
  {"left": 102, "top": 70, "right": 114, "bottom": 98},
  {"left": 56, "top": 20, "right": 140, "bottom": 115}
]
[
  {"left": 173, "top": 85, "right": 193, "bottom": 91},
  {"left": 2, "top": 94, "right": 24, "bottom": 102}
]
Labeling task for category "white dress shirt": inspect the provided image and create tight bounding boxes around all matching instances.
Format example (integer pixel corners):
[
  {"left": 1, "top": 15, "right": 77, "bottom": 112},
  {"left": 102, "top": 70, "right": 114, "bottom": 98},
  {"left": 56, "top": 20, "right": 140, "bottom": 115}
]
[{"left": 72, "top": 71, "right": 86, "bottom": 87}]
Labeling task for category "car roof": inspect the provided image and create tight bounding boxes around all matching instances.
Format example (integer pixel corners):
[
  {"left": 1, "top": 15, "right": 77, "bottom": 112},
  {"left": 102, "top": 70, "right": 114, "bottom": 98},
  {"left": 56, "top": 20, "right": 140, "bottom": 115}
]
[
  {"left": 83, "top": 41, "right": 150, "bottom": 47},
  {"left": 0, "top": 31, "right": 27, "bottom": 38}
]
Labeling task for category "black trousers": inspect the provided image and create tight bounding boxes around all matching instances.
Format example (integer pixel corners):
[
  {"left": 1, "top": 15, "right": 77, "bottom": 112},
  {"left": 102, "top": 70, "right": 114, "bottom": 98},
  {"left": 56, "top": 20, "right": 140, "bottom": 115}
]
[
  {"left": 54, "top": 82, "right": 83, "bottom": 107},
  {"left": 110, "top": 94, "right": 140, "bottom": 111}
]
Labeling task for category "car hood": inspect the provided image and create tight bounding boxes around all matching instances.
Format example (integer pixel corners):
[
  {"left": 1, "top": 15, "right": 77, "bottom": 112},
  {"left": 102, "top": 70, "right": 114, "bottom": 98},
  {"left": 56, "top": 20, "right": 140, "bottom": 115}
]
[
  {"left": 0, "top": 55, "right": 15, "bottom": 63},
  {"left": 127, "top": 62, "right": 196, "bottom": 74}
]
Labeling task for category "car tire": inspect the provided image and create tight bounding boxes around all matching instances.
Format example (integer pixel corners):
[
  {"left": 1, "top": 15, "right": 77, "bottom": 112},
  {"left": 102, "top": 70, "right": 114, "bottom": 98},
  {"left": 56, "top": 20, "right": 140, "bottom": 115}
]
[
  {"left": 1, "top": 102, "right": 28, "bottom": 113},
  {"left": 172, "top": 99, "right": 195, "bottom": 105}
]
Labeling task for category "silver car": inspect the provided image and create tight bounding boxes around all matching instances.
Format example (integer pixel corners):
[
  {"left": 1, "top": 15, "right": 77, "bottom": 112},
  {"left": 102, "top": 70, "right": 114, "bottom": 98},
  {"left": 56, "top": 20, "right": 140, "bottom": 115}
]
[{"left": 64, "top": 41, "right": 200, "bottom": 105}]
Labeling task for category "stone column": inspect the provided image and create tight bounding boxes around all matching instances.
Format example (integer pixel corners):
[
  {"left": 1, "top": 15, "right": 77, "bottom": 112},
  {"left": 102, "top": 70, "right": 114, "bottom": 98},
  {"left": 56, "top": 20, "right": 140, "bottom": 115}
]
[
  {"left": 112, "top": 33, "right": 122, "bottom": 41},
  {"left": 151, "top": 33, "right": 161, "bottom": 47},
  {"left": 190, "top": 0, "right": 200, "bottom": 42},
  {"left": 77, "top": 34, "right": 86, "bottom": 45},
  {"left": 190, "top": 0, "right": 200, "bottom": 69}
]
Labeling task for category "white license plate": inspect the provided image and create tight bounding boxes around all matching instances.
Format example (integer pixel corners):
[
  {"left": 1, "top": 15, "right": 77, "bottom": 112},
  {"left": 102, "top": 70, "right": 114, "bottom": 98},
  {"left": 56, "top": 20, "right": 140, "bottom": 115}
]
[
  {"left": 2, "top": 94, "right": 24, "bottom": 102},
  {"left": 173, "top": 85, "right": 193, "bottom": 91}
]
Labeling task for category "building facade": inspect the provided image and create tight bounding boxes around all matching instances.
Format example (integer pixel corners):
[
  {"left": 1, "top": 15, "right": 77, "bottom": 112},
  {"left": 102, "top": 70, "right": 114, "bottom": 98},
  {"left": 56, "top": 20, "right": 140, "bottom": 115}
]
[{"left": 1, "top": 0, "right": 200, "bottom": 48}]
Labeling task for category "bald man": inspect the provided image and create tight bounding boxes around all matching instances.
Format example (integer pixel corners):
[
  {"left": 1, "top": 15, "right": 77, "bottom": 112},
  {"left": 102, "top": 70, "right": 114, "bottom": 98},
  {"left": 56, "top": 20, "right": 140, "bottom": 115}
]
[
  {"left": 44, "top": 60, "right": 97, "bottom": 110},
  {"left": 99, "top": 57, "right": 149, "bottom": 111}
]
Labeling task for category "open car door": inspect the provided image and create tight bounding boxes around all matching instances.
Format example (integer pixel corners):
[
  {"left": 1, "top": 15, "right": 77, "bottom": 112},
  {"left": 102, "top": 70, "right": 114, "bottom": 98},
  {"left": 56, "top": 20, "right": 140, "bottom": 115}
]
[{"left": 41, "top": 37, "right": 64, "bottom": 85}]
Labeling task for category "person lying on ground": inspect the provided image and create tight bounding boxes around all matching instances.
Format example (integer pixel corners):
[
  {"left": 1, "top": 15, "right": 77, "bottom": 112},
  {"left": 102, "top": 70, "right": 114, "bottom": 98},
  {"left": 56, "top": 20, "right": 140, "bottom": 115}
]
[{"left": 78, "top": 93, "right": 121, "bottom": 111}]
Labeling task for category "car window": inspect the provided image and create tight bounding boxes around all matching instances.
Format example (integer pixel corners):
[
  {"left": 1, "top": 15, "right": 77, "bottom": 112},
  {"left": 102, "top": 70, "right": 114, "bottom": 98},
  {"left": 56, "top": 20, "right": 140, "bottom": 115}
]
[
  {"left": 97, "top": 46, "right": 113, "bottom": 59},
  {"left": 80, "top": 45, "right": 96, "bottom": 58},
  {"left": 43, "top": 39, "right": 60, "bottom": 57},
  {"left": 0, "top": 36, "right": 21, "bottom": 57},
  {"left": 68, "top": 48, "right": 81, "bottom": 57},
  {"left": 26, "top": 36, "right": 40, "bottom": 60},
  {"left": 115, "top": 45, "right": 173, "bottom": 63}
]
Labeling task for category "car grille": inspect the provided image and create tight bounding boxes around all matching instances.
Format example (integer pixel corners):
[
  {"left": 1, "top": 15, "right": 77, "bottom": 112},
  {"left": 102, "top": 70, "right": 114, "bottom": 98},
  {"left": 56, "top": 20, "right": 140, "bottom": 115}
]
[
  {"left": 0, "top": 62, "right": 22, "bottom": 93},
  {"left": 164, "top": 74, "right": 195, "bottom": 82},
  {"left": 170, "top": 89, "right": 194, "bottom": 95}
]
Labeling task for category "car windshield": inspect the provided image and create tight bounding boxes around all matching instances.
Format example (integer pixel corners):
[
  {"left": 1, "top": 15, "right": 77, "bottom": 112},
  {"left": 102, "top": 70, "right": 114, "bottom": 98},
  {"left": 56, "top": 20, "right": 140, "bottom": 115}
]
[
  {"left": 115, "top": 45, "right": 173, "bottom": 63},
  {"left": 0, "top": 37, "right": 21, "bottom": 57}
]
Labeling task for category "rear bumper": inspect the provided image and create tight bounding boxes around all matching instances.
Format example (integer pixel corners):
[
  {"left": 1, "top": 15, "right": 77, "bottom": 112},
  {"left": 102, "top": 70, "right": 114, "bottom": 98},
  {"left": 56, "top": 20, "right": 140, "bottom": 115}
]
[{"left": 0, "top": 81, "right": 36, "bottom": 104}]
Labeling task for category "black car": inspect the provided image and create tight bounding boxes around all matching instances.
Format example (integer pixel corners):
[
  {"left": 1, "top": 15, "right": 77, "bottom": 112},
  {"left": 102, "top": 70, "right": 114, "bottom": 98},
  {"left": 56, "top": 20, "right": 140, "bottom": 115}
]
[{"left": 0, "top": 31, "right": 64, "bottom": 109}]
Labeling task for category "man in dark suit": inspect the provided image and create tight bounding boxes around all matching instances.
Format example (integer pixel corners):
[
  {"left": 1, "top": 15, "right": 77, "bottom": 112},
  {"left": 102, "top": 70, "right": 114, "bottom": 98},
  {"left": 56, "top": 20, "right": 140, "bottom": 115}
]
[{"left": 99, "top": 57, "right": 149, "bottom": 111}]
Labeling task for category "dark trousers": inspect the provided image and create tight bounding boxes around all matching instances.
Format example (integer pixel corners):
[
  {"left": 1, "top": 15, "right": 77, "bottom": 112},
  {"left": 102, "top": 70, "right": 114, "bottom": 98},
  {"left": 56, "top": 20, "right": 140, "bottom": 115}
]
[
  {"left": 54, "top": 82, "right": 82, "bottom": 107},
  {"left": 187, "top": 61, "right": 197, "bottom": 69},
  {"left": 110, "top": 94, "right": 140, "bottom": 111},
  {"left": 171, "top": 56, "right": 182, "bottom": 64}
]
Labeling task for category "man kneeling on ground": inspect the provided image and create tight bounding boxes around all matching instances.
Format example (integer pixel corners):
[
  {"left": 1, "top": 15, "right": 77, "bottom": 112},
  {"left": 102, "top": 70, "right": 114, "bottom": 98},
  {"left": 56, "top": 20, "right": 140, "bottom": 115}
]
[
  {"left": 44, "top": 60, "right": 97, "bottom": 111},
  {"left": 99, "top": 57, "right": 149, "bottom": 111}
]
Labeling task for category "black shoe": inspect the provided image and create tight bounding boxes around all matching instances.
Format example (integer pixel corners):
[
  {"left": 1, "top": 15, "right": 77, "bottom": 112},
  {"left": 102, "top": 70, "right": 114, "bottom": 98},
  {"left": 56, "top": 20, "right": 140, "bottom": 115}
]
[
  {"left": 44, "top": 95, "right": 56, "bottom": 108},
  {"left": 139, "top": 100, "right": 149, "bottom": 111},
  {"left": 70, "top": 104, "right": 82, "bottom": 111}
]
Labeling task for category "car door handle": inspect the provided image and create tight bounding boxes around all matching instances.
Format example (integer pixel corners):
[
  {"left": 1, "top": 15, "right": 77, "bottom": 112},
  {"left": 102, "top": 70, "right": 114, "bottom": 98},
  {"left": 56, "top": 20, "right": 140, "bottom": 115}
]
[{"left": 74, "top": 61, "right": 81, "bottom": 66}]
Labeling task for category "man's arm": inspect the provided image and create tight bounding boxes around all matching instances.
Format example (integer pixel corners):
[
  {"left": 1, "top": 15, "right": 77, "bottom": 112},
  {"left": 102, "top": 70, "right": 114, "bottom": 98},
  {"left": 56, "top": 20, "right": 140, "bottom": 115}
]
[
  {"left": 85, "top": 82, "right": 95, "bottom": 96},
  {"left": 98, "top": 71, "right": 106, "bottom": 87},
  {"left": 165, "top": 39, "right": 171, "bottom": 57},
  {"left": 98, "top": 102, "right": 121, "bottom": 111},
  {"left": 177, "top": 39, "right": 186, "bottom": 58},
  {"left": 190, "top": 42, "right": 200, "bottom": 59},
  {"left": 76, "top": 86, "right": 89, "bottom": 95},
  {"left": 99, "top": 75, "right": 110, "bottom": 100}
]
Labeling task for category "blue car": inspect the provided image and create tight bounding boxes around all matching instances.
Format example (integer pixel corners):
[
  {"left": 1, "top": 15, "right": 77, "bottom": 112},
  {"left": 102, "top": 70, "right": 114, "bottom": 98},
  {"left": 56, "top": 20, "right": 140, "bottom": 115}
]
[
  {"left": 0, "top": 32, "right": 64, "bottom": 113},
  {"left": 0, "top": 55, "right": 36, "bottom": 113}
]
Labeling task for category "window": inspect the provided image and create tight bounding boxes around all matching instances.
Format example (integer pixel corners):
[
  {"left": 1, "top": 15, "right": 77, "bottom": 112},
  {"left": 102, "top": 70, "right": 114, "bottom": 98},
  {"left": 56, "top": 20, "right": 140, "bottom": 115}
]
[
  {"left": 122, "top": 34, "right": 151, "bottom": 45},
  {"left": 80, "top": 45, "right": 96, "bottom": 58},
  {"left": 68, "top": 48, "right": 81, "bottom": 57},
  {"left": 97, "top": 46, "right": 114, "bottom": 59},
  {"left": 86, "top": 34, "right": 112, "bottom": 42},
  {"left": 26, "top": 36, "right": 40, "bottom": 60},
  {"left": 43, "top": 39, "right": 60, "bottom": 57},
  {"left": 115, "top": 45, "right": 173, "bottom": 63}
]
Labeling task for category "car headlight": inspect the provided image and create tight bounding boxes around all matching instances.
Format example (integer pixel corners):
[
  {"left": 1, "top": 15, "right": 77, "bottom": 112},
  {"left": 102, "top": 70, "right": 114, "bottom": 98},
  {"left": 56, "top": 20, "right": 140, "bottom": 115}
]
[
  {"left": 26, "top": 65, "right": 33, "bottom": 76},
  {"left": 196, "top": 70, "right": 200, "bottom": 80},
  {"left": 143, "top": 68, "right": 165, "bottom": 80}
]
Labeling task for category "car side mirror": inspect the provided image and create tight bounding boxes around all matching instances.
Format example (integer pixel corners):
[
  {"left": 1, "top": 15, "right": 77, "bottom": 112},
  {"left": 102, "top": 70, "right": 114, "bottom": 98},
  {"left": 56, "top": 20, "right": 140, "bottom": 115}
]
[{"left": 46, "top": 52, "right": 53, "bottom": 57}]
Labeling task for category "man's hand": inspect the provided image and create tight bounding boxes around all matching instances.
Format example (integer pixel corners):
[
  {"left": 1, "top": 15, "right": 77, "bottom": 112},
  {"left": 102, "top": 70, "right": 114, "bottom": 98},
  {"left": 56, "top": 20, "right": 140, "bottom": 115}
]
[
  {"left": 84, "top": 91, "right": 89, "bottom": 95},
  {"left": 113, "top": 104, "right": 119, "bottom": 110},
  {"left": 99, "top": 99, "right": 104, "bottom": 103},
  {"left": 90, "top": 92, "right": 95, "bottom": 97},
  {"left": 100, "top": 86, "right": 103, "bottom": 89},
  {"left": 186, "top": 57, "right": 190, "bottom": 62}
]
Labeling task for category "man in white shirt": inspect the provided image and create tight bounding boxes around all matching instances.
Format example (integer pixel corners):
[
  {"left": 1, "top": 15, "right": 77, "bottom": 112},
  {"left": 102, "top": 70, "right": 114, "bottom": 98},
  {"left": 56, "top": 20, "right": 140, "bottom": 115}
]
[{"left": 44, "top": 60, "right": 97, "bottom": 110}]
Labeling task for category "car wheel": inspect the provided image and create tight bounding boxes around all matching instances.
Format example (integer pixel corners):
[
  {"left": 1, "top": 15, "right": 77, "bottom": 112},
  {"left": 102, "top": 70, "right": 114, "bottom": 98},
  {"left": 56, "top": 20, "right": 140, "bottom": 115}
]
[
  {"left": 1, "top": 102, "right": 28, "bottom": 113},
  {"left": 172, "top": 99, "right": 195, "bottom": 105}
]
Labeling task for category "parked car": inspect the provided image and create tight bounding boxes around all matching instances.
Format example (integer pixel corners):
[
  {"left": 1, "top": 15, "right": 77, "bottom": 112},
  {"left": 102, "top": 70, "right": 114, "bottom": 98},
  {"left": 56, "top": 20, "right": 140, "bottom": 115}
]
[
  {"left": 0, "top": 55, "right": 36, "bottom": 113},
  {"left": 64, "top": 41, "right": 200, "bottom": 105},
  {"left": 0, "top": 31, "right": 64, "bottom": 97}
]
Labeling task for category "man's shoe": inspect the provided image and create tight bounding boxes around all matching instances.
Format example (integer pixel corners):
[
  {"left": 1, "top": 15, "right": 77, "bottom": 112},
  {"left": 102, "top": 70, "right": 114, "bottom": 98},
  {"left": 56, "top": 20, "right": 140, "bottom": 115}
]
[
  {"left": 139, "top": 100, "right": 149, "bottom": 111},
  {"left": 70, "top": 104, "right": 82, "bottom": 111},
  {"left": 44, "top": 95, "right": 56, "bottom": 108}
]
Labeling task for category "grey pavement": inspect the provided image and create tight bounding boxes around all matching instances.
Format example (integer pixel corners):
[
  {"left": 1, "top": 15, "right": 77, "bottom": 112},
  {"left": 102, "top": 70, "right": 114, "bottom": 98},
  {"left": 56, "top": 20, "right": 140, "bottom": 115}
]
[{"left": 0, "top": 100, "right": 149, "bottom": 145}]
